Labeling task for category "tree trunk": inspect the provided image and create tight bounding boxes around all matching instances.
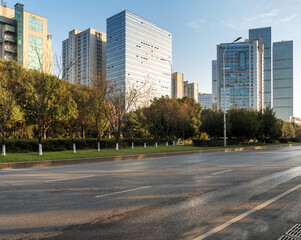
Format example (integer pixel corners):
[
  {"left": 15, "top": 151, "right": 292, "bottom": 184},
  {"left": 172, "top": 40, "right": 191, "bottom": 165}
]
[
  {"left": 43, "top": 124, "right": 47, "bottom": 139},
  {"left": 82, "top": 125, "right": 86, "bottom": 139},
  {"left": 132, "top": 142, "right": 134, "bottom": 149}
]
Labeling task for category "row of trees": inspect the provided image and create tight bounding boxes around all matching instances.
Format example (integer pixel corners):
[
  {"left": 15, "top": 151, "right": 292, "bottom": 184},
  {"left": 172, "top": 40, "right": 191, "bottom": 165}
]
[{"left": 1, "top": 60, "right": 300, "bottom": 155}]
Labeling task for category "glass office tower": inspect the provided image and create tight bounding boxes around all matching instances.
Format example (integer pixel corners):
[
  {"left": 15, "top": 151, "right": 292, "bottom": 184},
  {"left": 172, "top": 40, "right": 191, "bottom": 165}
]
[
  {"left": 106, "top": 10, "right": 172, "bottom": 108},
  {"left": 273, "top": 41, "right": 293, "bottom": 120},
  {"left": 217, "top": 39, "right": 264, "bottom": 111},
  {"left": 198, "top": 93, "right": 213, "bottom": 109},
  {"left": 212, "top": 60, "right": 218, "bottom": 109},
  {"left": 249, "top": 27, "right": 272, "bottom": 108}
]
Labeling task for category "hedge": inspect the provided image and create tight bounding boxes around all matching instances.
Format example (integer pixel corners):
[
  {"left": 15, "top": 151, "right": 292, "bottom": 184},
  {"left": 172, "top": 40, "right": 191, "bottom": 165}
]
[
  {"left": 2, "top": 138, "right": 174, "bottom": 153},
  {"left": 192, "top": 139, "right": 240, "bottom": 147}
]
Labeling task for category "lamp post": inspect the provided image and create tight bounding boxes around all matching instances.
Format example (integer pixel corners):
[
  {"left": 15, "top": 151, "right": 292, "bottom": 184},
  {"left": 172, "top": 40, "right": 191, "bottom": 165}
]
[
  {"left": 223, "top": 37, "right": 241, "bottom": 148},
  {"left": 160, "top": 58, "right": 172, "bottom": 97}
]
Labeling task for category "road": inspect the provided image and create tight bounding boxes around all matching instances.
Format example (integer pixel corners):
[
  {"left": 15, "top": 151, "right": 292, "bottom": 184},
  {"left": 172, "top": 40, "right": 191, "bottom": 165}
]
[{"left": 0, "top": 146, "right": 301, "bottom": 240}]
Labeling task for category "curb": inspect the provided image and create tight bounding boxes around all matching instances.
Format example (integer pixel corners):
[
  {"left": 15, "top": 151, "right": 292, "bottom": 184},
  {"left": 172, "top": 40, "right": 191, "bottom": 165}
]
[{"left": 0, "top": 144, "right": 296, "bottom": 170}]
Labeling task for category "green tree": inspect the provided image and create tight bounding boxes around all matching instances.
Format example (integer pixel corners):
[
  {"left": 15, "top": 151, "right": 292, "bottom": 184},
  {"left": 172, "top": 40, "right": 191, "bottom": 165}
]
[
  {"left": 90, "top": 75, "right": 110, "bottom": 151},
  {"left": 228, "top": 108, "right": 260, "bottom": 142},
  {"left": 258, "top": 107, "right": 282, "bottom": 141},
  {"left": 22, "top": 69, "right": 62, "bottom": 155},
  {"left": 0, "top": 60, "right": 26, "bottom": 156}
]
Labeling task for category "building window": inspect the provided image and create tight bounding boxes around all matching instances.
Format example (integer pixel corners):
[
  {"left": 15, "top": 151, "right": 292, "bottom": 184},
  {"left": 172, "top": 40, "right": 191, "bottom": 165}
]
[
  {"left": 28, "top": 16, "right": 43, "bottom": 33},
  {"left": 28, "top": 35, "right": 43, "bottom": 70}
]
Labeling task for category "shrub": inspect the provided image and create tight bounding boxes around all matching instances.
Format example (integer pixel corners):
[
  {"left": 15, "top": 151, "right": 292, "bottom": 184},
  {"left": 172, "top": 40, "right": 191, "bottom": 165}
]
[
  {"left": 288, "top": 137, "right": 301, "bottom": 143},
  {"left": 192, "top": 139, "right": 240, "bottom": 147},
  {"left": 278, "top": 138, "right": 289, "bottom": 143},
  {"left": 3, "top": 138, "right": 175, "bottom": 153}
]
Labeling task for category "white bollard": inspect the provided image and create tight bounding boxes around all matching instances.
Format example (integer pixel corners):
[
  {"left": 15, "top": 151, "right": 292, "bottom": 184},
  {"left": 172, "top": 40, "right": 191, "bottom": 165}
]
[
  {"left": 39, "top": 144, "right": 43, "bottom": 156},
  {"left": 116, "top": 143, "right": 119, "bottom": 151},
  {"left": 98, "top": 142, "right": 101, "bottom": 152},
  {"left": 173, "top": 141, "right": 175, "bottom": 145},
  {"left": 73, "top": 143, "right": 76, "bottom": 154},
  {"left": 144, "top": 143, "right": 146, "bottom": 148},
  {"left": 166, "top": 142, "right": 168, "bottom": 146},
  {"left": 183, "top": 139, "right": 185, "bottom": 145},
  {"left": 2, "top": 144, "right": 6, "bottom": 156},
  {"left": 178, "top": 139, "right": 180, "bottom": 145},
  {"left": 132, "top": 142, "right": 134, "bottom": 149},
  {"left": 155, "top": 142, "right": 158, "bottom": 148}
]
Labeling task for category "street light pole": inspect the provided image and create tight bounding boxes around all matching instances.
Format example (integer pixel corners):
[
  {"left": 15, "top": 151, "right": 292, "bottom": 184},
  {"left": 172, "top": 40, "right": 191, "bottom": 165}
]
[
  {"left": 160, "top": 58, "right": 172, "bottom": 97},
  {"left": 223, "top": 37, "right": 241, "bottom": 148}
]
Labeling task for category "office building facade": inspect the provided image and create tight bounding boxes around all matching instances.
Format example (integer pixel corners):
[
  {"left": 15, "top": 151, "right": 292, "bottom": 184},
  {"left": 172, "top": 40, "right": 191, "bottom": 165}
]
[
  {"left": 106, "top": 10, "right": 172, "bottom": 108},
  {"left": 273, "top": 40, "right": 293, "bottom": 119},
  {"left": 217, "top": 39, "right": 264, "bottom": 111},
  {"left": 184, "top": 80, "right": 198, "bottom": 102},
  {"left": 198, "top": 93, "right": 213, "bottom": 109},
  {"left": 62, "top": 28, "right": 106, "bottom": 85},
  {"left": 0, "top": 3, "right": 53, "bottom": 73},
  {"left": 249, "top": 27, "right": 272, "bottom": 108},
  {"left": 212, "top": 60, "right": 218, "bottom": 109},
  {"left": 172, "top": 72, "right": 184, "bottom": 98}
]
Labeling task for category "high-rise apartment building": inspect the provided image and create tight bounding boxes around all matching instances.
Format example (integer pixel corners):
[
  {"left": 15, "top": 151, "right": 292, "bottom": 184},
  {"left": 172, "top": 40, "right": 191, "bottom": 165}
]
[
  {"left": 212, "top": 60, "right": 218, "bottom": 109},
  {"left": 217, "top": 39, "right": 264, "bottom": 111},
  {"left": 172, "top": 72, "right": 184, "bottom": 98},
  {"left": 184, "top": 81, "right": 198, "bottom": 102},
  {"left": 106, "top": 10, "right": 172, "bottom": 108},
  {"left": 62, "top": 28, "right": 106, "bottom": 85},
  {"left": 273, "top": 40, "right": 293, "bottom": 120},
  {"left": 198, "top": 93, "right": 213, "bottom": 109},
  {"left": 0, "top": 3, "right": 53, "bottom": 74},
  {"left": 249, "top": 27, "right": 272, "bottom": 108}
]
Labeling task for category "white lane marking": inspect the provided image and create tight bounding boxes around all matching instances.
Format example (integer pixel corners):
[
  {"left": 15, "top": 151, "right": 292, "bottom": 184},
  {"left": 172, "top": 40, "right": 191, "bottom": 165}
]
[
  {"left": 95, "top": 186, "right": 151, "bottom": 198},
  {"left": 44, "top": 175, "right": 95, "bottom": 182},
  {"left": 158, "top": 165, "right": 181, "bottom": 169},
  {"left": 193, "top": 183, "right": 301, "bottom": 240},
  {"left": 260, "top": 162, "right": 273, "bottom": 165},
  {"left": 210, "top": 170, "right": 232, "bottom": 175}
]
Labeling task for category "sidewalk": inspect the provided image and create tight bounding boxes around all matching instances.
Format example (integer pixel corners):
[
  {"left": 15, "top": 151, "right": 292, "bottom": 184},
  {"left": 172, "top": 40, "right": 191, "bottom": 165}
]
[{"left": 0, "top": 144, "right": 296, "bottom": 170}]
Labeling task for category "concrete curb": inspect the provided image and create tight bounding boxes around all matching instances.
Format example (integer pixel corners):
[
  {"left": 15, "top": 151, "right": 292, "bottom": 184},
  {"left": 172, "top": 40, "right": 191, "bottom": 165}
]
[{"left": 0, "top": 144, "right": 296, "bottom": 170}]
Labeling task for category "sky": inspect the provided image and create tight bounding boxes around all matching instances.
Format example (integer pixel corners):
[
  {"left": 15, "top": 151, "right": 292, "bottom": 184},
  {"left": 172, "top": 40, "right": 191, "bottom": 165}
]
[{"left": 5, "top": 0, "right": 301, "bottom": 117}]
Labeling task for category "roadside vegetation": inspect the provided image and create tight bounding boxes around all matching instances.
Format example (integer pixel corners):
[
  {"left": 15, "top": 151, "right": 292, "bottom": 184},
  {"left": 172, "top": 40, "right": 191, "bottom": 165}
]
[{"left": 0, "top": 60, "right": 300, "bottom": 158}]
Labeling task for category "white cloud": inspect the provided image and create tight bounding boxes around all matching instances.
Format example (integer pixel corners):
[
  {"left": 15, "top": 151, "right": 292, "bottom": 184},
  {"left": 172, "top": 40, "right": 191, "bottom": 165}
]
[
  {"left": 187, "top": 19, "right": 205, "bottom": 31},
  {"left": 279, "top": 14, "right": 297, "bottom": 22},
  {"left": 222, "top": 8, "right": 282, "bottom": 30}
]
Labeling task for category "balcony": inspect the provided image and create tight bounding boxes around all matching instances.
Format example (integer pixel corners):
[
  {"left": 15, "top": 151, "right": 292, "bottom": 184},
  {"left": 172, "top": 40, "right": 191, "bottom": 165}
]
[
  {"left": 4, "top": 45, "right": 17, "bottom": 53},
  {"left": 4, "top": 25, "right": 16, "bottom": 33},
  {"left": 4, "top": 35, "right": 16, "bottom": 43}
]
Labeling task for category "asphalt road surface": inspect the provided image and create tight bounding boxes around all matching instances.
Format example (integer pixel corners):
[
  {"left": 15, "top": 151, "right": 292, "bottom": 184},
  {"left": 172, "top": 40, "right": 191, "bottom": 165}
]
[{"left": 1, "top": 145, "right": 301, "bottom": 240}]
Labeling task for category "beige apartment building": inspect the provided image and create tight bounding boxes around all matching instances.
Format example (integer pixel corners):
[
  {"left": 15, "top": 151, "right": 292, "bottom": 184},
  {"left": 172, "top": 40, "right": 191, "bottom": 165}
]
[
  {"left": 172, "top": 72, "right": 184, "bottom": 98},
  {"left": 184, "top": 80, "right": 198, "bottom": 102},
  {"left": 62, "top": 28, "right": 106, "bottom": 85},
  {"left": 0, "top": 3, "right": 53, "bottom": 74}
]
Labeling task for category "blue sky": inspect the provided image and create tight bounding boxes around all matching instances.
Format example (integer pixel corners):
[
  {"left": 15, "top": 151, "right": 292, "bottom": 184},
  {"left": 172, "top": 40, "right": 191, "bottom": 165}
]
[{"left": 6, "top": 0, "right": 301, "bottom": 117}]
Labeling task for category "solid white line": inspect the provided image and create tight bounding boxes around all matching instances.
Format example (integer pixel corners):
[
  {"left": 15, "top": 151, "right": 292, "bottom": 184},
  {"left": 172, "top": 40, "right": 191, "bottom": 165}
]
[
  {"left": 210, "top": 170, "right": 232, "bottom": 175},
  {"left": 159, "top": 165, "right": 181, "bottom": 169},
  {"left": 44, "top": 175, "right": 95, "bottom": 182},
  {"left": 95, "top": 186, "right": 151, "bottom": 198},
  {"left": 193, "top": 183, "right": 301, "bottom": 240}
]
